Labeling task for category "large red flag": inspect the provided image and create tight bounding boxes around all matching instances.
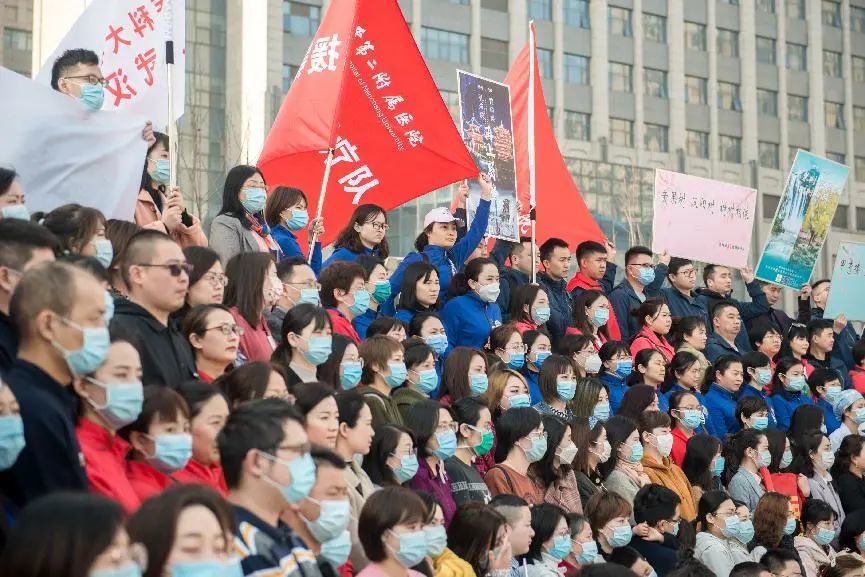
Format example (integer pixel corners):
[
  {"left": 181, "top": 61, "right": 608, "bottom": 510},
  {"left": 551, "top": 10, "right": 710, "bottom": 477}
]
[
  {"left": 505, "top": 23, "right": 604, "bottom": 248},
  {"left": 258, "top": 0, "right": 477, "bottom": 248}
]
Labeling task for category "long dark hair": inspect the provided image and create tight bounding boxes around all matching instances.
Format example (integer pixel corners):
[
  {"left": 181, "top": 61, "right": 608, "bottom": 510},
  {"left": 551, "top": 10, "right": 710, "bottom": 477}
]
[
  {"left": 494, "top": 407, "right": 541, "bottom": 464},
  {"left": 770, "top": 356, "right": 806, "bottom": 396},
  {"left": 572, "top": 290, "right": 611, "bottom": 341},
  {"left": 617, "top": 384, "right": 657, "bottom": 420},
  {"left": 724, "top": 428, "right": 766, "bottom": 485},
  {"left": 184, "top": 246, "right": 221, "bottom": 289},
  {"left": 522, "top": 503, "right": 567, "bottom": 563},
  {"left": 662, "top": 351, "right": 699, "bottom": 394},
  {"left": 696, "top": 490, "right": 732, "bottom": 533},
  {"left": 219, "top": 165, "right": 264, "bottom": 225},
  {"left": 333, "top": 204, "right": 390, "bottom": 258},
  {"left": 398, "top": 261, "right": 439, "bottom": 312},
  {"left": 448, "top": 503, "right": 506, "bottom": 576},
  {"left": 573, "top": 417, "right": 604, "bottom": 475},
  {"left": 600, "top": 415, "right": 638, "bottom": 478},
  {"left": 510, "top": 284, "right": 544, "bottom": 325},
  {"left": 272, "top": 303, "right": 332, "bottom": 365},
  {"left": 223, "top": 252, "right": 273, "bottom": 327},
  {"left": 531, "top": 415, "right": 571, "bottom": 489},
  {"left": 682, "top": 434, "right": 721, "bottom": 491},
  {"left": 449, "top": 257, "right": 497, "bottom": 299},
  {"left": 363, "top": 424, "right": 415, "bottom": 486},
  {"left": 316, "top": 334, "right": 356, "bottom": 389},
  {"left": 778, "top": 323, "right": 809, "bottom": 360},
  {"left": 832, "top": 434, "right": 865, "bottom": 478},
  {"left": 140, "top": 131, "right": 170, "bottom": 207}
]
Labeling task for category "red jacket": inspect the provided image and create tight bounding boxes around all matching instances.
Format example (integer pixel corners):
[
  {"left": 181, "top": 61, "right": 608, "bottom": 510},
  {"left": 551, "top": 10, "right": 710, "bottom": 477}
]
[
  {"left": 566, "top": 272, "right": 622, "bottom": 340},
  {"left": 328, "top": 309, "right": 360, "bottom": 345},
  {"left": 670, "top": 425, "right": 692, "bottom": 467},
  {"left": 230, "top": 307, "right": 275, "bottom": 363},
  {"left": 126, "top": 459, "right": 174, "bottom": 501},
  {"left": 851, "top": 367, "right": 865, "bottom": 394},
  {"left": 172, "top": 458, "right": 228, "bottom": 496},
  {"left": 76, "top": 418, "right": 141, "bottom": 513},
  {"left": 630, "top": 326, "right": 675, "bottom": 363}
]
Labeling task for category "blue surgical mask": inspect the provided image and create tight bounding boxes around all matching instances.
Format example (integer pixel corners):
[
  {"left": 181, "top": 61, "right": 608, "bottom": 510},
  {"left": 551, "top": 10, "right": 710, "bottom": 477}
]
[
  {"left": 262, "top": 451, "right": 317, "bottom": 503},
  {"left": 285, "top": 209, "right": 309, "bottom": 231},
  {"left": 785, "top": 375, "right": 807, "bottom": 393},
  {"left": 507, "top": 351, "right": 525, "bottom": 370},
  {"left": 575, "top": 540, "right": 598, "bottom": 564},
  {"left": 532, "top": 306, "right": 551, "bottom": 325},
  {"left": 389, "top": 529, "right": 428, "bottom": 568},
  {"left": 825, "top": 385, "right": 843, "bottom": 405},
  {"left": 85, "top": 378, "right": 143, "bottom": 430},
  {"left": 149, "top": 158, "right": 171, "bottom": 184},
  {"left": 470, "top": 373, "right": 489, "bottom": 396},
  {"left": 614, "top": 359, "right": 633, "bottom": 379},
  {"left": 557, "top": 379, "right": 577, "bottom": 401},
  {"left": 719, "top": 515, "right": 741, "bottom": 539},
  {"left": 103, "top": 291, "right": 115, "bottom": 324},
  {"left": 625, "top": 442, "right": 644, "bottom": 463},
  {"left": 425, "top": 525, "right": 448, "bottom": 557},
  {"left": 0, "top": 415, "right": 25, "bottom": 471},
  {"left": 320, "top": 531, "right": 352, "bottom": 567},
  {"left": 735, "top": 519, "right": 755, "bottom": 545},
  {"left": 393, "top": 453, "right": 418, "bottom": 483},
  {"left": 240, "top": 187, "right": 266, "bottom": 214},
  {"left": 0, "top": 204, "right": 30, "bottom": 221},
  {"left": 607, "top": 524, "right": 633, "bottom": 548},
  {"left": 758, "top": 449, "right": 772, "bottom": 468},
  {"left": 297, "top": 288, "right": 321, "bottom": 306},
  {"left": 385, "top": 362, "right": 408, "bottom": 388},
  {"left": 372, "top": 280, "right": 392, "bottom": 304},
  {"left": 79, "top": 83, "right": 105, "bottom": 111},
  {"left": 424, "top": 334, "right": 448, "bottom": 356},
  {"left": 593, "top": 401, "right": 611, "bottom": 422},
  {"left": 815, "top": 527, "right": 835, "bottom": 546},
  {"left": 302, "top": 335, "right": 332, "bottom": 366},
  {"left": 413, "top": 368, "right": 439, "bottom": 395},
  {"left": 433, "top": 429, "right": 457, "bottom": 459},
  {"left": 524, "top": 434, "right": 548, "bottom": 463},
  {"left": 712, "top": 456, "right": 725, "bottom": 477},
  {"left": 784, "top": 517, "right": 797, "bottom": 536},
  {"left": 92, "top": 238, "right": 114, "bottom": 268},
  {"left": 548, "top": 534, "right": 572, "bottom": 560},
  {"left": 752, "top": 416, "right": 769, "bottom": 431},
  {"left": 145, "top": 433, "right": 192, "bottom": 473},
  {"left": 52, "top": 319, "right": 110, "bottom": 376},
  {"left": 669, "top": 521, "right": 680, "bottom": 537},
  {"left": 508, "top": 394, "right": 531, "bottom": 409},
  {"left": 90, "top": 563, "right": 143, "bottom": 577},
  {"left": 348, "top": 289, "right": 371, "bottom": 316},
  {"left": 680, "top": 409, "right": 703, "bottom": 430},
  {"left": 171, "top": 560, "right": 238, "bottom": 577},
  {"left": 754, "top": 368, "right": 772, "bottom": 386},
  {"left": 781, "top": 449, "right": 793, "bottom": 469},
  {"left": 591, "top": 308, "right": 610, "bottom": 327},
  {"left": 637, "top": 267, "right": 656, "bottom": 285},
  {"left": 340, "top": 361, "right": 363, "bottom": 390},
  {"left": 303, "top": 498, "right": 351, "bottom": 542},
  {"left": 854, "top": 407, "right": 865, "bottom": 425},
  {"left": 532, "top": 350, "right": 551, "bottom": 368}
]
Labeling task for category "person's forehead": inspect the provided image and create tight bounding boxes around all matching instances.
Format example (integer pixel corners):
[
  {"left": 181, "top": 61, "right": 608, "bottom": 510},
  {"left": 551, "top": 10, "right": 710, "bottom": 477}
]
[
  {"left": 313, "top": 463, "right": 347, "bottom": 491},
  {"left": 289, "top": 265, "right": 316, "bottom": 281},
  {"left": 71, "top": 62, "right": 103, "bottom": 76},
  {"left": 551, "top": 247, "right": 570, "bottom": 257}
]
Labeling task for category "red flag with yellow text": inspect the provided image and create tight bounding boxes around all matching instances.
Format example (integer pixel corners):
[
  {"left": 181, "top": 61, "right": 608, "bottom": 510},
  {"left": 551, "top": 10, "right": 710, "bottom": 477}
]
[
  {"left": 505, "top": 23, "right": 604, "bottom": 248},
  {"left": 258, "top": 0, "right": 477, "bottom": 247}
]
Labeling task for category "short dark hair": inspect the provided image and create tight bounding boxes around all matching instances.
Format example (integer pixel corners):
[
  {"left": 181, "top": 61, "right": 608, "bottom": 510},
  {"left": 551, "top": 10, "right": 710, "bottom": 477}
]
[
  {"left": 275, "top": 256, "right": 312, "bottom": 282},
  {"left": 608, "top": 546, "right": 645, "bottom": 570},
  {"left": 183, "top": 246, "right": 221, "bottom": 288},
  {"left": 539, "top": 238, "right": 569, "bottom": 263},
  {"left": 800, "top": 497, "right": 836, "bottom": 530},
  {"left": 624, "top": 245, "right": 652, "bottom": 265},
  {"left": 10, "top": 262, "right": 97, "bottom": 340},
  {"left": 703, "top": 264, "right": 730, "bottom": 286},
  {"left": 219, "top": 165, "right": 265, "bottom": 223},
  {"left": 838, "top": 510, "right": 865, "bottom": 552},
  {"left": 749, "top": 324, "right": 781, "bottom": 350},
  {"left": 310, "top": 446, "right": 346, "bottom": 470},
  {"left": 362, "top": 424, "right": 414, "bottom": 486},
  {"left": 50, "top": 48, "right": 99, "bottom": 90},
  {"left": 264, "top": 186, "right": 307, "bottom": 229},
  {"left": 214, "top": 361, "right": 286, "bottom": 408},
  {"left": 576, "top": 240, "right": 606, "bottom": 263},
  {"left": 853, "top": 340, "right": 865, "bottom": 366},
  {"left": 667, "top": 257, "right": 693, "bottom": 276},
  {"left": 289, "top": 382, "right": 335, "bottom": 418},
  {"left": 119, "top": 230, "right": 176, "bottom": 287},
  {"left": 736, "top": 395, "right": 768, "bottom": 425},
  {"left": 760, "top": 549, "right": 801, "bottom": 574},
  {"left": 119, "top": 386, "right": 190, "bottom": 443},
  {"left": 730, "top": 562, "right": 768, "bottom": 577},
  {"left": 366, "top": 316, "right": 406, "bottom": 339},
  {"left": 807, "top": 318, "right": 834, "bottom": 342},
  {"left": 272, "top": 303, "right": 332, "bottom": 365},
  {"left": 711, "top": 300, "right": 738, "bottom": 319},
  {"left": 494, "top": 407, "right": 541, "bottom": 463},
  {"left": 335, "top": 390, "right": 368, "bottom": 428},
  {"left": 807, "top": 367, "right": 841, "bottom": 397},
  {"left": 0, "top": 167, "right": 16, "bottom": 196},
  {"left": 176, "top": 380, "right": 227, "bottom": 420},
  {"left": 333, "top": 204, "right": 390, "bottom": 259},
  {"left": 0, "top": 218, "right": 59, "bottom": 270},
  {"left": 398, "top": 262, "right": 439, "bottom": 312},
  {"left": 633, "top": 483, "right": 680, "bottom": 525},
  {"left": 358, "top": 486, "right": 428, "bottom": 561},
  {"left": 319, "top": 261, "right": 365, "bottom": 308}
]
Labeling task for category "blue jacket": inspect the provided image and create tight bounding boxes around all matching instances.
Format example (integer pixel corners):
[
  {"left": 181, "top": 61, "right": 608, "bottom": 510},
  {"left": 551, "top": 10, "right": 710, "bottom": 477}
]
[
  {"left": 523, "top": 366, "right": 542, "bottom": 405},
  {"left": 663, "top": 383, "right": 715, "bottom": 434},
  {"left": 769, "top": 389, "right": 814, "bottom": 431},
  {"left": 607, "top": 264, "right": 667, "bottom": 342},
  {"left": 661, "top": 287, "right": 708, "bottom": 323},
  {"left": 705, "top": 333, "right": 740, "bottom": 364},
  {"left": 441, "top": 292, "right": 502, "bottom": 350},
  {"left": 536, "top": 272, "right": 572, "bottom": 346},
  {"left": 388, "top": 199, "right": 490, "bottom": 304},
  {"left": 353, "top": 308, "right": 379, "bottom": 340},
  {"left": 818, "top": 397, "right": 842, "bottom": 434},
  {"left": 805, "top": 353, "right": 853, "bottom": 389},
  {"left": 703, "top": 382, "right": 740, "bottom": 440},
  {"left": 601, "top": 372, "right": 628, "bottom": 415},
  {"left": 271, "top": 224, "right": 322, "bottom": 275},
  {"left": 696, "top": 281, "right": 770, "bottom": 353},
  {"left": 737, "top": 385, "right": 778, "bottom": 428},
  {"left": 323, "top": 246, "right": 381, "bottom": 268},
  {"left": 498, "top": 267, "right": 529, "bottom": 323}
]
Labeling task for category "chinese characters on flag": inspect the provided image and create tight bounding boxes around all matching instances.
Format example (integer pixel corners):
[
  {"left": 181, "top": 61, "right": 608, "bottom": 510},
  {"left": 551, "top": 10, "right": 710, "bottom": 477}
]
[{"left": 258, "top": 0, "right": 478, "bottom": 248}]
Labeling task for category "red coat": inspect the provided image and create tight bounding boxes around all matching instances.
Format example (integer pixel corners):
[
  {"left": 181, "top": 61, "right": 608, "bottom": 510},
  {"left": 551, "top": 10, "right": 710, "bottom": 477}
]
[
  {"left": 230, "top": 307, "right": 275, "bottom": 363},
  {"left": 670, "top": 425, "right": 692, "bottom": 467},
  {"left": 76, "top": 418, "right": 141, "bottom": 513},
  {"left": 328, "top": 309, "right": 361, "bottom": 345},
  {"left": 630, "top": 326, "right": 675, "bottom": 363},
  {"left": 126, "top": 459, "right": 174, "bottom": 501},
  {"left": 851, "top": 366, "right": 865, "bottom": 394},
  {"left": 566, "top": 272, "right": 622, "bottom": 340},
  {"left": 172, "top": 459, "right": 228, "bottom": 496}
]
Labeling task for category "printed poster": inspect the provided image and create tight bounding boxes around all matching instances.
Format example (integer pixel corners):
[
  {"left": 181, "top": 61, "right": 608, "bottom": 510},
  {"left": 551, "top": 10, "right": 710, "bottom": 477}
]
[
  {"left": 756, "top": 150, "right": 850, "bottom": 289},
  {"left": 652, "top": 169, "right": 757, "bottom": 268},
  {"left": 824, "top": 243, "right": 865, "bottom": 320},
  {"left": 457, "top": 70, "right": 519, "bottom": 242}
]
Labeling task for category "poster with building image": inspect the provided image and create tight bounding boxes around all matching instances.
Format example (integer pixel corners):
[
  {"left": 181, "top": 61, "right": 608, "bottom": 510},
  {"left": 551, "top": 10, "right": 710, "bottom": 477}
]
[
  {"left": 755, "top": 150, "right": 850, "bottom": 290},
  {"left": 457, "top": 70, "right": 519, "bottom": 242}
]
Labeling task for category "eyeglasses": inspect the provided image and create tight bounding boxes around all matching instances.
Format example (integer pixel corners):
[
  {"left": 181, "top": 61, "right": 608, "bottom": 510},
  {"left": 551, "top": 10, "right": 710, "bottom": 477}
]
[
  {"left": 502, "top": 344, "right": 528, "bottom": 353},
  {"left": 285, "top": 280, "right": 322, "bottom": 291},
  {"left": 201, "top": 272, "right": 228, "bottom": 288},
  {"left": 629, "top": 263, "right": 655, "bottom": 270},
  {"left": 677, "top": 269, "right": 696, "bottom": 276},
  {"left": 205, "top": 323, "right": 244, "bottom": 337},
  {"left": 367, "top": 221, "right": 389, "bottom": 232},
  {"left": 436, "top": 422, "right": 458, "bottom": 434},
  {"left": 64, "top": 74, "right": 107, "bottom": 87},
  {"left": 136, "top": 262, "right": 194, "bottom": 277},
  {"left": 391, "top": 447, "right": 418, "bottom": 458}
]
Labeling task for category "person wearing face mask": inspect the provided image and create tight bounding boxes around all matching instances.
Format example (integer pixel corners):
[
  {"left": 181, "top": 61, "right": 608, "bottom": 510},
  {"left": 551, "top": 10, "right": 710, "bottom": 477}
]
[
  {"left": 478, "top": 370, "right": 530, "bottom": 478},
  {"left": 74, "top": 336, "right": 144, "bottom": 512},
  {"left": 568, "top": 290, "right": 613, "bottom": 352},
  {"left": 739, "top": 352, "right": 779, "bottom": 427},
  {"left": 629, "top": 484, "right": 683, "bottom": 577},
  {"left": 531, "top": 415, "right": 583, "bottom": 515},
  {"left": 319, "top": 261, "right": 370, "bottom": 345},
  {"left": 443, "top": 502, "right": 513, "bottom": 577},
  {"left": 601, "top": 416, "right": 651, "bottom": 512},
  {"left": 173, "top": 382, "right": 231, "bottom": 497},
  {"left": 509, "top": 284, "right": 552, "bottom": 336},
  {"left": 439, "top": 348, "right": 489, "bottom": 407},
  {"left": 522, "top": 330, "right": 553, "bottom": 405},
  {"left": 830, "top": 390, "right": 865, "bottom": 453},
  {"left": 533, "top": 355, "right": 578, "bottom": 422},
  {"left": 442, "top": 258, "right": 503, "bottom": 350},
  {"left": 630, "top": 299, "right": 676, "bottom": 363},
  {"left": 485, "top": 407, "right": 545, "bottom": 504},
  {"left": 796, "top": 431, "right": 844, "bottom": 531},
  {"left": 769, "top": 358, "right": 814, "bottom": 431},
  {"left": 795, "top": 499, "right": 838, "bottom": 577},
  {"left": 353, "top": 256, "right": 390, "bottom": 339},
  {"left": 557, "top": 334, "right": 602, "bottom": 379},
  {"left": 490, "top": 324, "right": 528, "bottom": 373},
  {"left": 681, "top": 434, "right": 724, "bottom": 505},
  {"left": 267, "top": 258, "right": 321, "bottom": 337},
  {"left": 265, "top": 186, "right": 324, "bottom": 275},
  {"left": 570, "top": 378, "right": 610, "bottom": 430},
  {"left": 729, "top": 501, "right": 757, "bottom": 562},
  {"left": 357, "top": 335, "right": 407, "bottom": 428},
  {"left": 568, "top": 241, "right": 621, "bottom": 338},
  {"left": 394, "top": 340, "right": 439, "bottom": 419},
  {"left": 38, "top": 204, "right": 114, "bottom": 269},
  {"left": 728, "top": 429, "right": 771, "bottom": 512},
  {"left": 410, "top": 313, "right": 450, "bottom": 391},
  {"left": 584, "top": 491, "right": 635, "bottom": 561},
  {"left": 694, "top": 491, "right": 745, "bottom": 577},
  {"left": 0, "top": 380, "right": 24, "bottom": 480},
  {"left": 668, "top": 390, "right": 709, "bottom": 466},
  {"left": 736, "top": 396, "right": 773, "bottom": 432},
  {"left": 598, "top": 341, "right": 634, "bottom": 414},
  {"left": 608, "top": 246, "right": 669, "bottom": 343},
  {"left": 405, "top": 401, "right": 458, "bottom": 525},
  {"left": 573, "top": 419, "right": 610, "bottom": 507},
  {"left": 273, "top": 304, "right": 334, "bottom": 386},
  {"left": 522, "top": 504, "right": 574, "bottom": 577},
  {"left": 0, "top": 168, "right": 30, "bottom": 222},
  {"left": 637, "top": 411, "right": 697, "bottom": 522},
  {"left": 447, "top": 397, "right": 494, "bottom": 506},
  {"left": 807, "top": 369, "right": 844, "bottom": 435}
]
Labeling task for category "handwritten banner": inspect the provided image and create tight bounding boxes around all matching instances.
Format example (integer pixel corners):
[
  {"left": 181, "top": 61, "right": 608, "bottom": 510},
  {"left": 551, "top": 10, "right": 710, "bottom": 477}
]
[
  {"left": 651, "top": 169, "right": 757, "bottom": 268},
  {"left": 824, "top": 243, "right": 865, "bottom": 320}
]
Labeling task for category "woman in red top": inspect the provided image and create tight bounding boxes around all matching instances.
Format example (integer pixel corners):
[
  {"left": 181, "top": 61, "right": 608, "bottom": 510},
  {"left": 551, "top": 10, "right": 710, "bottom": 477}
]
[
  {"left": 510, "top": 284, "right": 551, "bottom": 334},
  {"left": 568, "top": 290, "right": 611, "bottom": 352},
  {"left": 183, "top": 304, "right": 241, "bottom": 383},
  {"left": 74, "top": 337, "right": 144, "bottom": 513},
  {"left": 120, "top": 386, "right": 192, "bottom": 501},
  {"left": 630, "top": 298, "right": 675, "bottom": 363},
  {"left": 173, "top": 381, "right": 230, "bottom": 496},
  {"left": 668, "top": 390, "right": 705, "bottom": 467},
  {"left": 224, "top": 252, "right": 279, "bottom": 363}
]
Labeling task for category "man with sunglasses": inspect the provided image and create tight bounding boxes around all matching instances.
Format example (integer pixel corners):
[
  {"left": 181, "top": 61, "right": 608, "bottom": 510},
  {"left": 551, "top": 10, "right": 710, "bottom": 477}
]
[{"left": 111, "top": 230, "right": 196, "bottom": 387}]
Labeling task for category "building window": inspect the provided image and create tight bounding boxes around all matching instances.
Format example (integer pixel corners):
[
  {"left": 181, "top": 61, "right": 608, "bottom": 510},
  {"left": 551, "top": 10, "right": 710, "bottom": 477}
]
[
  {"left": 832, "top": 204, "right": 848, "bottom": 229},
  {"left": 644, "top": 68, "right": 668, "bottom": 99},
  {"left": 788, "top": 94, "right": 809, "bottom": 122},
  {"left": 685, "top": 75, "right": 708, "bottom": 104},
  {"left": 756, "top": 36, "right": 776, "bottom": 65},
  {"left": 786, "top": 42, "right": 807, "bottom": 71},
  {"left": 822, "top": 1, "right": 841, "bottom": 27},
  {"left": 610, "top": 118, "right": 634, "bottom": 147},
  {"left": 684, "top": 22, "right": 707, "bottom": 51},
  {"left": 644, "top": 13, "right": 667, "bottom": 43},
  {"left": 717, "top": 82, "right": 742, "bottom": 111},
  {"left": 786, "top": 0, "right": 806, "bottom": 19},
  {"left": 857, "top": 157, "right": 865, "bottom": 181},
  {"left": 528, "top": 0, "right": 552, "bottom": 20},
  {"left": 854, "top": 106, "right": 865, "bottom": 133},
  {"left": 757, "top": 0, "right": 775, "bottom": 13},
  {"left": 717, "top": 29, "right": 739, "bottom": 58},
  {"left": 719, "top": 0, "right": 738, "bottom": 4},
  {"left": 481, "top": 38, "right": 509, "bottom": 70},
  {"left": 440, "top": 89, "right": 460, "bottom": 120},
  {"left": 853, "top": 6, "right": 865, "bottom": 33},
  {"left": 854, "top": 57, "right": 865, "bottom": 82},
  {"left": 565, "top": 111, "right": 591, "bottom": 141},
  {"left": 608, "top": 7, "right": 633, "bottom": 37},
  {"left": 282, "top": 64, "right": 299, "bottom": 92},
  {"left": 789, "top": 146, "right": 807, "bottom": 165},
  {"left": 759, "top": 142, "right": 780, "bottom": 169},
  {"left": 564, "top": 0, "right": 590, "bottom": 28},
  {"left": 826, "top": 151, "right": 846, "bottom": 164},
  {"left": 720, "top": 135, "right": 742, "bottom": 163},
  {"left": 564, "top": 53, "right": 589, "bottom": 84},
  {"left": 448, "top": 0, "right": 469, "bottom": 4},
  {"left": 421, "top": 27, "right": 470, "bottom": 64},
  {"left": 644, "top": 124, "right": 669, "bottom": 152},
  {"left": 2, "top": 27, "right": 31, "bottom": 52},
  {"left": 686, "top": 130, "right": 709, "bottom": 159},
  {"left": 481, "top": 0, "right": 509, "bottom": 11},
  {"left": 824, "top": 50, "right": 843, "bottom": 77},
  {"left": 537, "top": 48, "right": 553, "bottom": 78},
  {"left": 764, "top": 194, "right": 781, "bottom": 217},
  {"left": 757, "top": 89, "right": 778, "bottom": 116},
  {"left": 825, "top": 101, "right": 846, "bottom": 129},
  {"left": 609, "top": 62, "right": 633, "bottom": 92},
  {"left": 857, "top": 207, "right": 865, "bottom": 230},
  {"left": 282, "top": 1, "right": 320, "bottom": 36}
]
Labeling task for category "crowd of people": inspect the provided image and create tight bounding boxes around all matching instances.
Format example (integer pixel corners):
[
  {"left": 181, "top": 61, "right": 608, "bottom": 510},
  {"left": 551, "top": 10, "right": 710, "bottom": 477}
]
[{"left": 2, "top": 48, "right": 865, "bottom": 577}]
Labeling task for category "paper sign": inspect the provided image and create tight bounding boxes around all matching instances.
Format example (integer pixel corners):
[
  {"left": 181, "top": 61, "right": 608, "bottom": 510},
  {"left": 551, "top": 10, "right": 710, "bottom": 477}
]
[
  {"left": 35, "top": 0, "right": 185, "bottom": 130},
  {"left": 824, "top": 243, "right": 865, "bottom": 320},
  {"left": 651, "top": 169, "right": 757, "bottom": 268},
  {"left": 0, "top": 67, "right": 148, "bottom": 220},
  {"left": 457, "top": 70, "right": 519, "bottom": 242},
  {"left": 756, "top": 150, "right": 850, "bottom": 289}
]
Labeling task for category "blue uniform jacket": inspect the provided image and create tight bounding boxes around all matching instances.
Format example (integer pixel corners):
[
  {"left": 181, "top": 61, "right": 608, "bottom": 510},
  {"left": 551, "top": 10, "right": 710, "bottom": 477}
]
[
  {"left": 271, "top": 224, "right": 322, "bottom": 275},
  {"left": 353, "top": 308, "right": 379, "bottom": 340},
  {"left": 769, "top": 389, "right": 814, "bottom": 431},
  {"left": 607, "top": 264, "right": 667, "bottom": 342},
  {"left": 703, "top": 382, "right": 740, "bottom": 439},
  {"left": 663, "top": 383, "right": 715, "bottom": 434},
  {"left": 696, "top": 281, "right": 770, "bottom": 352},
  {"left": 601, "top": 372, "right": 628, "bottom": 415},
  {"left": 705, "top": 333, "right": 740, "bottom": 363},
  {"left": 522, "top": 366, "right": 542, "bottom": 405},
  {"left": 441, "top": 291, "right": 502, "bottom": 349},
  {"left": 536, "top": 272, "right": 572, "bottom": 346},
  {"left": 323, "top": 246, "right": 380, "bottom": 268},
  {"left": 737, "top": 385, "right": 778, "bottom": 428},
  {"left": 818, "top": 397, "right": 842, "bottom": 434},
  {"left": 661, "top": 287, "right": 709, "bottom": 323}
]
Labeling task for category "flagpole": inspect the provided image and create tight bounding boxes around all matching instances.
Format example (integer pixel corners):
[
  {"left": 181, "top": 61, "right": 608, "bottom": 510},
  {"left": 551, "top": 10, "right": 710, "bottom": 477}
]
[
  {"left": 164, "top": 0, "right": 177, "bottom": 189},
  {"left": 528, "top": 22, "right": 537, "bottom": 284},
  {"left": 308, "top": 148, "right": 334, "bottom": 261}
]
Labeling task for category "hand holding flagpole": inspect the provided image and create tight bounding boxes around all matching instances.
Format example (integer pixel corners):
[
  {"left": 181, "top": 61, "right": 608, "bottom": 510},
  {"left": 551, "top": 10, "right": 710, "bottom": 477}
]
[{"left": 308, "top": 148, "right": 335, "bottom": 261}]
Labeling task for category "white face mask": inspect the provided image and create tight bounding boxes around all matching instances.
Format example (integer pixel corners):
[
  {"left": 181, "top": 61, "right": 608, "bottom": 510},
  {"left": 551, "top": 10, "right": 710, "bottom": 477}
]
[
  {"left": 592, "top": 440, "right": 612, "bottom": 463},
  {"left": 651, "top": 433, "right": 675, "bottom": 458},
  {"left": 557, "top": 442, "right": 578, "bottom": 464}
]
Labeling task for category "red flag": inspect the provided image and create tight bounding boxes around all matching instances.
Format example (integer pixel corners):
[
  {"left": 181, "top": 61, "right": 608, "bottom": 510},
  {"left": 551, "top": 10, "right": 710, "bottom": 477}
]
[
  {"left": 258, "top": 0, "right": 477, "bottom": 248},
  {"left": 505, "top": 23, "right": 604, "bottom": 248}
]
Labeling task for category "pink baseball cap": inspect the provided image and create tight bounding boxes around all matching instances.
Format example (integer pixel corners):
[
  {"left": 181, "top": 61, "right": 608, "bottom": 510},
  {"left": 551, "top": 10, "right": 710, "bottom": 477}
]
[{"left": 423, "top": 207, "right": 464, "bottom": 228}]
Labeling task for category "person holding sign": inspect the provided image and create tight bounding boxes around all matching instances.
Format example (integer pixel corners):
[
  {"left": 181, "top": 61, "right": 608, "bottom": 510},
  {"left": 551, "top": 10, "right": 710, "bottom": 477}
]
[{"left": 696, "top": 265, "right": 769, "bottom": 354}]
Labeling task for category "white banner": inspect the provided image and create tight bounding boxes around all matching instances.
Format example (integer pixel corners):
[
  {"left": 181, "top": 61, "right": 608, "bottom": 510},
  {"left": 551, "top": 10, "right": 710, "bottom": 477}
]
[
  {"left": 0, "top": 67, "right": 147, "bottom": 220},
  {"left": 35, "top": 0, "right": 185, "bottom": 130}
]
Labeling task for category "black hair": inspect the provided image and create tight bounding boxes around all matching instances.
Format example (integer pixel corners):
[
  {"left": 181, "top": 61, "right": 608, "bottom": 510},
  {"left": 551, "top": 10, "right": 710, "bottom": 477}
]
[
  {"left": 398, "top": 262, "right": 440, "bottom": 312},
  {"left": 408, "top": 311, "right": 444, "bottom": 338},
  {"left": 316, "top": 333, "right": 356, "bottom": 389},
  {"left": 275, "top": 256, "right": 312, "bottom": 281},
  {"left": 335, "top": 390, "right": 368, "bottom": 428},
  {"left": 494, "top": 407, "right": 542, "bottom": 463},
  {"left": 749, "top": 323, "right": 782, "bottom": 351},
  {"left": 447, "top": 503, "right": 506, "bottom": 577},
  {"left": 510, "top": 284, "right": 546, "bottom": 326},
  {"left": 724, "top": 429, "right": 766, "bottom": 485},
  {"left": 363, "top": 424, "right": 415, "bottom": 486},
  {"left": 522, "top": 503, "right": 567, "bottom": 563},
  {"left": 616, "top": 384, "right": 658, "bottom": 420},
  {"left": 608, "top": 546, "right": 646, "bottom": 569},
  {"left": 538, "top": 354, "right": 576, "bottom": 404},
  {"left": 778, "top": 323, "right": 809, "bottom": 360},
  {"left": 669, "top": 315, "right": 707, "bottom": 349},
  {"left": 769, "top": 356, "right": 806, "bottom": 396},
  {"left": 575, "top": 240, "right": 606, "bottom": 263},
  {"left": 624, "top": 245, "right": 652, "bottom": 265},
  {"left": 663, "top": 350, "right": 700, "bottom": 393},
  {"left": 741, "top": 351, "right": 771, "bottom": 386},
  {"left": 627, "top": 348, "right": 664, "bottom": 387},
  {"left": 633, "top": 483, "right": 681, "bottom": 525},
  {"left": 333, "top": 204, "right": 391, "bottom": 258},
  {"left": 760, "top": 549, "right": 802, "bottom": 574},
  {"left": 140, "top": 132, "right": 170, "bottom": 206},
  {"left": 539, "top": 238, "right": 569, "bottom": 263},
  {"left": 735, "top": 396, "right": 768, "bottom": 428},
  {"left": 0, "top": 214, "right": 60, "bottom": 272},
  {"left": 806, "top": 318, "right": 834, "bottom": 344},
  {"left": 788, "top": 404, "right": 824, "bottom": 452},
  {"left": 448, "top": 257, "right": 498, "bottom": 298},
  {"left": 800, "top": 498, "right": 836, "bottom": 531},
  {"left": 0, "top": 167, "right": 16, "bottom": 196},
  {"left": 272, "top": 303, "right": 332, "bottom": 365},
  {"left": 183, "top": 246, "right": 222, "bottom": 288},
  {"left": 214, "top": 361, "right": 286, "bottom": 408},
  {"left": 405, "top": 400, "right": 447, "bottom": 460},
  {"left": 667, "top": 257, "right": 693, "bottom": 276},
  {"left": 289, "top": 382, "right": 335, "bottom": 417},
  {"left": 366, "top": 316, "right": 407, "bottom": 339},
  {"left": 176, "top": 380, "right": 228, "bottom": 420},
  {"left": 598, "top": 340, "right": 631, "bottom": 377},
  {"left": 807, "top": 368, "right": 842, "bottom": 398},
  {"left": 452, "top": 396, "right": 490, "bottom": 440},
  {"left": 50, "top": 48, "right": 99, "bottom": 90},
  {"left": 703, "top": 354, "right": 743, "bottom": 394},
  {"left": 792, "top": 430, "right": 826, "bottom": 478},
  {"left": 730, "top": 562, "right": 768, "bottom": 577},
  {"left": 531, "top": 415, "right": 571, "bottom": 489},
  {"left": 219, "top": 165, "right": 265, "bottom": 225},
  {"left": 764, "top": 428, "right": 791, "bottom": 473},
  {"left": 682, "top": 434, "right": 722, "bottom": 492},
  {"left": 696, "top": 490, "right": 732, "bottom": 533},
  {"left": 853, "top": 341, "right": 865, "bottom": 366},
  {"left": 838, "top": 510, "right": 865, "bottom": 553},
  {"left": 832, "top": 434, "right": 865, "bottom": 479},
  {"left": 599, "top": 415, "right": 638, "bottom": 478}
]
